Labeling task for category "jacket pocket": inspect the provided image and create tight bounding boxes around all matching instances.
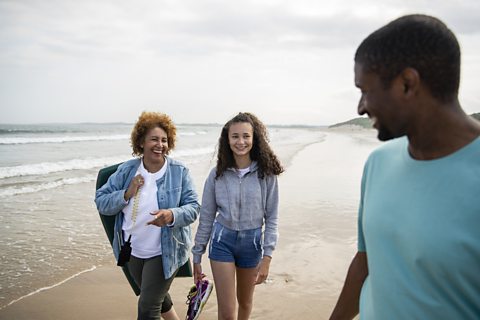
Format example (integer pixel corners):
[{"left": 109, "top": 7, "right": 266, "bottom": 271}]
[{"left": 166, "top": 186, "right": 182, "bottom": 206}]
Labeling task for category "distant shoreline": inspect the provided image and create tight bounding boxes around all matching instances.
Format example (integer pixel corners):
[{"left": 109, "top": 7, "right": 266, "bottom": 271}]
[
  {"left": 1, "top": 112, "right": 479, "bottom": 128},
  {"left": 0, "top": 122, "right": 328, "bottom": 129}
]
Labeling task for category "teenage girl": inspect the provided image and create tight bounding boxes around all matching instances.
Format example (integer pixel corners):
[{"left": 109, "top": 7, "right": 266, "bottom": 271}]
[{"left": 192, "top": 112, "right": 283, "bottom": 320}]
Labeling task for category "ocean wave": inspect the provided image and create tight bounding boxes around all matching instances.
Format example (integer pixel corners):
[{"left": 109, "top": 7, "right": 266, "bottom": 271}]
[
  {"left": 0, "top": 147, "right": 215, "bottom": 179},
  {"left": 0, "top": 176, "right": 97, "bottom": 198},
  {"left": 0, "top": 131, "right": 208, "bottom": 144},
  {"left": 0, "top": 128, "right": 75, "bottom": 134},
  {"left": 171, "top": 146, "right": 215, "bottom": 158},
  {"left": 178, "top": 130, "right": 207, "bottom": 136},
  {"left": 0, "top": 134, "right": 129, "bottom": 145},
  {"left": 0, "top": 156, "right": 128, "bottom": 179}
]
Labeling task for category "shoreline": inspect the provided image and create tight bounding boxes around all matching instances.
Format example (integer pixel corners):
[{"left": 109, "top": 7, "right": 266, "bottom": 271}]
[
  {"left": 0, "top": 127, "right": 327, "bottom": 311},
  {"left": 0, "top": 266, "right": 97, "bottom": 311},
  {"left": 0, "top": 129, "right": 378, "bottom": 319}
]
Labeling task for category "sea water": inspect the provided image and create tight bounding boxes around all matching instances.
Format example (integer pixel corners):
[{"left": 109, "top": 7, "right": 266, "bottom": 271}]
[{"left": 0, "top": 122, "right": 326, "bottom": 308}]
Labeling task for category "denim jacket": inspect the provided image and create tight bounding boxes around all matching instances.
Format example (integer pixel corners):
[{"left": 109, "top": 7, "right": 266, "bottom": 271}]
[
  {"left": 95, "top": 157, "right": 200, "bottom": 279},
  {"left": 192, "top": 162, "right": 279, "bottom": 264}
]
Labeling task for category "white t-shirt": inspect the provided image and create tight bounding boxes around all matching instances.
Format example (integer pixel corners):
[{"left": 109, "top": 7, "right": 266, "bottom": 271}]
[
  {"left": 122, "top": 158, "right": 167, "bottom": 258},
  {"left": 236, "top": 166, "right": 250, "bottom": 178}
]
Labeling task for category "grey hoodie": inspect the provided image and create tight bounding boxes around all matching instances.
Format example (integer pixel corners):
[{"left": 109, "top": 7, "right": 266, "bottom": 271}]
[{"left": 192, "top": 162, "right": 279, "bottom": 264}]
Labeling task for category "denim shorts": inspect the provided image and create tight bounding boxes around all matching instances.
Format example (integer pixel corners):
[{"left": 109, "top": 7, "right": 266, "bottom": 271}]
[{"left": 208, "top": 222, "right": 263, "bottom": 268}]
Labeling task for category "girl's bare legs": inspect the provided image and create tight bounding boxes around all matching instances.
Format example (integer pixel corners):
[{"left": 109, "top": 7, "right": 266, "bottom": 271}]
[
  {"left": 236, "top": 267, "right": 258, "bottom": 320},
  {"left": 211, "top": 260, "right": 237, "bottom": 320}
]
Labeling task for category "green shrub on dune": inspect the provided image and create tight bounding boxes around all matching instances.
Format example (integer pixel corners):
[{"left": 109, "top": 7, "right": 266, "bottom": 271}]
[{"left": 329, "top": 117, "right": 372, "bottom": 129}]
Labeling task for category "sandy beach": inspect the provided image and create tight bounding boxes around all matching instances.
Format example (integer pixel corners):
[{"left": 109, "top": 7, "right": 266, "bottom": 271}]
[{"left": 0, "top": 129, "right": 379, "bottom": 320}]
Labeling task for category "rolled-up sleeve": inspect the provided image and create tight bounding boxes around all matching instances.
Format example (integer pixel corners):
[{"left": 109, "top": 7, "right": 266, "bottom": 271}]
[{"left": 95, "top": 168, "right": 129, "bottom": 216}]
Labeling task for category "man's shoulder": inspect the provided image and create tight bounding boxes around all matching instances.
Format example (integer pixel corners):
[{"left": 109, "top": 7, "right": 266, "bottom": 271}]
[{"left": 371, "top": 137, "right": 406, "bottom": 156}]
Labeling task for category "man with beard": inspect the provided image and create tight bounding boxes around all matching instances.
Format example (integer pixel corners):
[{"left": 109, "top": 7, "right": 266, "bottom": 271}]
[{"left": 329, "top": 14, "right": 480, "bottom": 320}]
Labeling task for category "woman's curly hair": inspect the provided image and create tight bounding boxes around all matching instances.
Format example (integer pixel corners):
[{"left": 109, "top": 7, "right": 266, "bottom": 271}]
[
  {"left": 130, "top": 111, "right": 177, "bottom": 157},
  {"left": 216, "top": 112, "right": 284, "bottom": 178}
]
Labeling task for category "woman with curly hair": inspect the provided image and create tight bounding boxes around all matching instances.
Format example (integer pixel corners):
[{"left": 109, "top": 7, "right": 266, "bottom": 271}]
[
  {"left": 96, "top": 111, "right": 200, "bottom": 320},
  {"left": 192, "top": 112, "right": 284, "bottom": 320}
]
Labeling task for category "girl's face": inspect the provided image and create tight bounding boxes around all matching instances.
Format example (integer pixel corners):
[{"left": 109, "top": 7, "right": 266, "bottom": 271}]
[
  {"left": 228, "top": 122, "right": 253, "bottom": 159},
  {"left": 141, "top": 126, "right": 168, "bottom": 165}
]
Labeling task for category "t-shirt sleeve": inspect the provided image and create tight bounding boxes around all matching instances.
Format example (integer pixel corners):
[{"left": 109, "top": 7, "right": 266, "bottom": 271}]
[{"left": 357, "top": 161, "right": 368, "bottom": 252}]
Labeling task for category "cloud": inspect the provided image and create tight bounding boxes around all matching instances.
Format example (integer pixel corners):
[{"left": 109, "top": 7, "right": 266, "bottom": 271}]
[
  {"left": 0, "top": 0, "right": 479, "bottom": 124},
  {"left": 3, "top": 0, "right": 480, "bottom": 61}
]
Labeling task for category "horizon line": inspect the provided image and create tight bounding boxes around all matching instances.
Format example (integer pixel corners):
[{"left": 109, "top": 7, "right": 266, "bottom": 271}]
[{"left": 0, "top": 121, "right": 331, "bottom": 128}]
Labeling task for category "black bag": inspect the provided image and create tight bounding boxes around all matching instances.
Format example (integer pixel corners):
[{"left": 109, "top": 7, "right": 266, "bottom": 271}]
[
  {"left": 117, "top": 235, "right": 132, "bottom": 267},
  {"left": 118, "top": 234, "right": 192, "bottom": 278}
]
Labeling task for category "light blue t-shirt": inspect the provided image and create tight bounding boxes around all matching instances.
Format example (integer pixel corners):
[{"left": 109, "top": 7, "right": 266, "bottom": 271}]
[{"left": 358, "top": 136, "right": 480, "bottom": 319}]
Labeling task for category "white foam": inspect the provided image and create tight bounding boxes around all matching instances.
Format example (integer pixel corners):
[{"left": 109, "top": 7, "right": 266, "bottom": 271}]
[
  {"left": 178, "top": 131, "right": 207, "bottom": 136},
  {"left": 0, "top": 156, "right": 128, "bottom": 179},
  {"left": 1, "top": 131, "right": 208, "bottom": 144},
  {"left": 0, "top": 175, "right": 96, "bottom": 198},
  {"left": 0, "top": 134, "right": 129, "bottom": 145},
  {"left": 0, "top": 266, "right": 97, "bottom": 310},
  {"left": 0, "top": 146, "right": 215, "bottom": 179},
  {"left": 170, "top": 146, "right": 215, "bottom": 158}
]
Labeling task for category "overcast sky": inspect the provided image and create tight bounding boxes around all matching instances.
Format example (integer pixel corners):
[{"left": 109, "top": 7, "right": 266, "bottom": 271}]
[{"left": 1, "top": 0, "right": 480, "bottom": 125}]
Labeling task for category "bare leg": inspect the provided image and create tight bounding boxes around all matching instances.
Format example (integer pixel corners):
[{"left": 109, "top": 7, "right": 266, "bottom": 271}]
[
  {"left": 236, "top": 267, "right": 258, "bottom": 320},
  {"left": 211, "top": 260, "right": 237, "bottom": 320},
  {"left": 161, "top": 306, "right": 180, "bottom": 320}
]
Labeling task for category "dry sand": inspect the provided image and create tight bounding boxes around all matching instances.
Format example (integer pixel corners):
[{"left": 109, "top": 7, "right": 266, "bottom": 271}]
[{"left": 0, "top": 130, "right": 377, "bottom": 320}]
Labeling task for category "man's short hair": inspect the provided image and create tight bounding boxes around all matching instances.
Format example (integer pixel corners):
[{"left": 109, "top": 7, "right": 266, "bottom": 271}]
[{"left": 355, "top": 14, "right": 460, "bottom": 102}]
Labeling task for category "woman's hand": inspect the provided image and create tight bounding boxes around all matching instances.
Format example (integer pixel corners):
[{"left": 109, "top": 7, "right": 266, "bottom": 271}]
[
  {"left": 193, "top": 263, "right": 204, "bottom": 284},
  {"left": 124, "top": 174, "right": 144, "bottom": 201},
  {"left": 255, "top": 256, "right": 272, "bottom": 285},
  {"left": 146, "top": 209, "right": 174, "bottom": 227}
]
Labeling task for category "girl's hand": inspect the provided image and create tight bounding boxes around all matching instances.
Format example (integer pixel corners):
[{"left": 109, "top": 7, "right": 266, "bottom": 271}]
[
  {"left": 255, "top": 256, "right": 272, "bottom": 285},
  {"left": 124, "top": 174, "right": 143, "bottom": 201},
  {"left": 193, "top": 263, "right": 204, "bottom": 284}
]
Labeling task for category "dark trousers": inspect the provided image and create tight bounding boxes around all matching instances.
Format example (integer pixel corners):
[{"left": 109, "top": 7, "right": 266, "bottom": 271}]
[{"left": 129, "top": 255, "right": 177, "bottom": 320}]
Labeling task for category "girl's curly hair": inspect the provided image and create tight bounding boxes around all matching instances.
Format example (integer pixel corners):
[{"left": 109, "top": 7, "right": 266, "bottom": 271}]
[
  {"left": 130, "top": 111, "right": 176, "bottom": 157},
  {"left": 216, "top": 112, "right": 284, "bottom": 179}
]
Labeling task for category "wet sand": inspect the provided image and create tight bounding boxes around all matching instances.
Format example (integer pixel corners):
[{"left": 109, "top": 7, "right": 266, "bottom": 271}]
[{"left": 0, "top": 129, "right": 378, "bottom": 320}]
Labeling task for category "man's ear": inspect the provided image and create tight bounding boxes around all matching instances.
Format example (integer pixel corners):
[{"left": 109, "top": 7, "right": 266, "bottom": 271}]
[{"left": 399, "top": 67, "right": 420, "bottom": 97}]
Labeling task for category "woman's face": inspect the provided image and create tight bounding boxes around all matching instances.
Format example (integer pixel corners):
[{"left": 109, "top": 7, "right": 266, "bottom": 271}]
[
  {"left": 228, "top": 122, "right": 253, "bottom": 159},
  {"left": 141, "top": 126, "right": 168, "bottom": 164}
]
